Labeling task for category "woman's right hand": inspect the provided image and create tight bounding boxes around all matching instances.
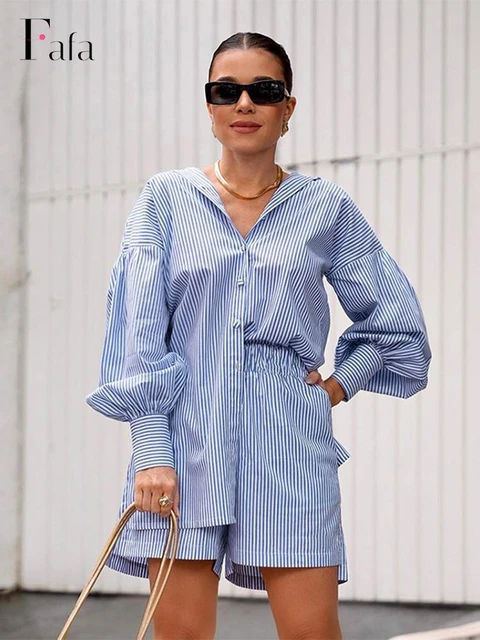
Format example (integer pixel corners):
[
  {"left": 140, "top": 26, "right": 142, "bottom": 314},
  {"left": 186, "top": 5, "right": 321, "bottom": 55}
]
[{"left": 134, "top": 466, "right": 180, "bottom": 518}]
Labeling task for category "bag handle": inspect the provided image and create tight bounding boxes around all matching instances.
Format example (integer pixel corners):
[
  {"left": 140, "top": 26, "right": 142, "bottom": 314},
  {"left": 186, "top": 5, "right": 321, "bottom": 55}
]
[{"left": 57, "top": 501, "right": 179, "bottom": 640}]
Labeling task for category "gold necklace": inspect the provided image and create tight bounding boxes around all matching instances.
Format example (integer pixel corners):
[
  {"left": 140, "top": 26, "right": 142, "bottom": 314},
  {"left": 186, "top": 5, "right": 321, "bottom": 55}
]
[{"left": 214, "top": 160, "right": 284, "bottom": 200}]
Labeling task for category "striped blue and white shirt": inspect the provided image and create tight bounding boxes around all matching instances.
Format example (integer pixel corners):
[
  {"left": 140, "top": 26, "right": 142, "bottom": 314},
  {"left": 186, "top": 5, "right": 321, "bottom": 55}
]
[{"left": 86, "top": 167, "right": 432, "bottom": 525}]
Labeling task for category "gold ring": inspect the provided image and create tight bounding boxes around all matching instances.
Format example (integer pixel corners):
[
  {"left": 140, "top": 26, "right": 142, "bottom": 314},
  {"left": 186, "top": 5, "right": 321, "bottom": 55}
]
[{"left": 158, "top": 496, "right": 173, "bottom": 508}]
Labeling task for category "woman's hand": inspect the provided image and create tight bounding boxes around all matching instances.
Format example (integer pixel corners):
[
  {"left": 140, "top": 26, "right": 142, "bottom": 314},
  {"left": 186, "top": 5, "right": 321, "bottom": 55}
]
[
  {"left": 305, "top": 370, "right": 346, "bottom": 407},
  {"left": 134, "top": 466, "right": 180, "bottom": 518}
]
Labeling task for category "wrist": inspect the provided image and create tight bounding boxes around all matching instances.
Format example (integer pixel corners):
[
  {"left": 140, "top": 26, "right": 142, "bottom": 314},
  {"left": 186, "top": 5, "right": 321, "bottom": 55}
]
[{"left": 325, "top": 377, "right": 347, "bottom": 404}]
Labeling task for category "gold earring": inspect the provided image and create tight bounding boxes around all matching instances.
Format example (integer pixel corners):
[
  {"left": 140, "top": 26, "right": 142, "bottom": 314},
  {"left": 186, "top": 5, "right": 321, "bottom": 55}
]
[
  {"left": 211, "top": 121, "right": 216, "bottom": 139},
  {"left": 281, "top": 120, "right": 289, "bottom": 137}
]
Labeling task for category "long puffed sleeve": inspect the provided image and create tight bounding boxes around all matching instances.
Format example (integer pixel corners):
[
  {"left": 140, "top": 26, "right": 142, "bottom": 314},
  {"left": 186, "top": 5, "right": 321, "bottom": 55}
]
[
  {"left": 85, "top": 179, "right": 188, "bottom": 471},
  {"left": 325, "top": 191, "right": 432, "bottom": 402}
]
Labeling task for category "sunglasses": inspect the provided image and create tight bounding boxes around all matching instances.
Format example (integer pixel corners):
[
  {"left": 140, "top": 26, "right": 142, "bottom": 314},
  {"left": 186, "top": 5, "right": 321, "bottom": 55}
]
[{"left": 205, "top": 79, "right": 290, "bottom": 105}]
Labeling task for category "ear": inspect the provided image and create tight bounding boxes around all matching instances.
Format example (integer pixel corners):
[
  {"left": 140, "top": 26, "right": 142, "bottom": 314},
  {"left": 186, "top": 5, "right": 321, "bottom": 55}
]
[{"left": 285, "top": 96, "right": 297, "bottom": 118}]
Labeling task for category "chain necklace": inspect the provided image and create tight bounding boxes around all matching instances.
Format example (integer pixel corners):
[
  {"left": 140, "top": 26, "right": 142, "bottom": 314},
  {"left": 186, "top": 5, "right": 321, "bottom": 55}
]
[{"left": 214, "top": 160, "right": 284, "bottom": 200}]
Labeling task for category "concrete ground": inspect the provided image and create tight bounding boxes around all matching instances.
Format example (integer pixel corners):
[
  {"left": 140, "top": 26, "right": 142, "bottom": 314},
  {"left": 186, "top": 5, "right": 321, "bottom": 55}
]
[{"left": 1, "top": 591, "right": 480, "bottom": 640}]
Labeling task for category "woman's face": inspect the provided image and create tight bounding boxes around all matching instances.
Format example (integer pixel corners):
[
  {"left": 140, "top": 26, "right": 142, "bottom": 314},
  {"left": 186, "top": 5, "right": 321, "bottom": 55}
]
[{"left": 207, "top": 48, "right": 296, "bottom": 154}]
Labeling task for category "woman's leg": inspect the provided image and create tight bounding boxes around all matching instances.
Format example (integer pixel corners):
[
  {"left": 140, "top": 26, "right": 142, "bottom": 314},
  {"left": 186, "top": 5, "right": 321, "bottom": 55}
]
[
  {"left": 147, "top": 558, "right": 220, "bottom": 640},
  {"left": 260, "top": 565, "right": 342, "bottom": 640}
]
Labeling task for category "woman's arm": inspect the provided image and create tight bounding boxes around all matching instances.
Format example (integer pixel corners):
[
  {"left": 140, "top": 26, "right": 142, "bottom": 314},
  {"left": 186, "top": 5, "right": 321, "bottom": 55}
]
[
  {"left": 324, "top": 190, "right": 432, "bottom": 403},
  {"left": 85, "top": 179, "right": 188, "bottom": 471}
]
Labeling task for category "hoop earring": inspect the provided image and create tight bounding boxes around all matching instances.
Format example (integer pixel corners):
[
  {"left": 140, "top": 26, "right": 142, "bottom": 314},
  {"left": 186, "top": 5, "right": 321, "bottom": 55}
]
[{"left": 281, "top": 120, "right": 289, "bottom": 137}]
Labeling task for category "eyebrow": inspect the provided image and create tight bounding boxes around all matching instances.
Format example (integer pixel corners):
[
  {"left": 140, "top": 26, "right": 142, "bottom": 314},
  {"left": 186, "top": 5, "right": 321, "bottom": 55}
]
[{"left": 214, "top": 75, "right": 276, "bottom": 82}]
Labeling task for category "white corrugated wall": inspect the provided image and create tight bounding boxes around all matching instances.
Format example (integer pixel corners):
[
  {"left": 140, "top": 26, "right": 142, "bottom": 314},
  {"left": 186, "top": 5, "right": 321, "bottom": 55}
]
[{"left": 3, "top": 0, "right": 478, "bottom": 603}]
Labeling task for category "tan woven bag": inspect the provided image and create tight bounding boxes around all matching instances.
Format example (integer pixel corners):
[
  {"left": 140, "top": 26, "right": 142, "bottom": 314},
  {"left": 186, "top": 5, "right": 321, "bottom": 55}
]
[{"left": 57, "top": 501, "right": 179, "bottom": 640}]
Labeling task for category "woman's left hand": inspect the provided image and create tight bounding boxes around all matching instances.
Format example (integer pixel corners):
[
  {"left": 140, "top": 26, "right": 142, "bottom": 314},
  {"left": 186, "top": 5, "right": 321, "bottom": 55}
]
[{"left": 305, "top": 370, "right": 346, "bottom": 407}]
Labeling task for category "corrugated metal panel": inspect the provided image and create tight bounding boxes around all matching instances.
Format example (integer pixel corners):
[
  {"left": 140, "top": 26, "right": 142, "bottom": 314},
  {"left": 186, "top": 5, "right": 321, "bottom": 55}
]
[{"left": 19, "top": 0, "right": 480, "bottom": 604}]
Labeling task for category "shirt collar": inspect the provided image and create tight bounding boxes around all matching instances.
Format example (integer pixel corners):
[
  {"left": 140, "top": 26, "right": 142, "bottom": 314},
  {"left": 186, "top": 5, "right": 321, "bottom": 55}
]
[{"left": 177, "top": 166, "right": 319, "bottom": 219}]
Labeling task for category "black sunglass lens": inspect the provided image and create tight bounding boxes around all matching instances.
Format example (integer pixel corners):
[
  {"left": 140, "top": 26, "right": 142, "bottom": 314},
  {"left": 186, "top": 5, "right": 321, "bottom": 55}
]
[
  {"left": 250, "top": 81, "right": 283, "bottom": 104},
  {"left": 210, "top": 83, "right": 238, "bottom": 104}
]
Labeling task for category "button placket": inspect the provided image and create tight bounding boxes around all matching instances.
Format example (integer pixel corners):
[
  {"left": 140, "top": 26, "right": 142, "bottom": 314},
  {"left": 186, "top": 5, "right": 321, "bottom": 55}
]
[
  {"left": 229, "top": 246, "right": 248, "bottom": 494},
  {"left": 231, "top": 246, "right": 248, "bottom": 373}
]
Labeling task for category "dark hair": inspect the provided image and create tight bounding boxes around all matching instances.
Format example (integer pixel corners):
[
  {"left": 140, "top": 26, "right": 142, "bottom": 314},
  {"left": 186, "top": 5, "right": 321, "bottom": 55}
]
[{"left": 208, "top": 32, "right": 293, "bottom": 95}]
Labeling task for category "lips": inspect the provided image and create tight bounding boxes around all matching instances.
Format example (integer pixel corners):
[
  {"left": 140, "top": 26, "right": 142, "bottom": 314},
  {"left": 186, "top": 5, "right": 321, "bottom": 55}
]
[
  {"left": 230, "top": 122, "right": 261, "bottom": 133},
  {"left": 231, "top": 121, "right": 260, "bottom": 127}
]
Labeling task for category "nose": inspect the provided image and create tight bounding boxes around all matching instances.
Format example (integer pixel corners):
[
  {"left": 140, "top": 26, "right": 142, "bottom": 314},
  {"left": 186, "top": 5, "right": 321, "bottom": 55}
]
[{"left": 236, "top": 89, "right": 254, "bottom": 109}]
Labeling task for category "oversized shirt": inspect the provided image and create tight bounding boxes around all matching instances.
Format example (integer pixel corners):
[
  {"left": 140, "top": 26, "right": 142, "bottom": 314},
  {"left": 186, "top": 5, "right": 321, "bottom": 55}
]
[{"left": 85, "top": 167, "right": 432, "bottom": 528}]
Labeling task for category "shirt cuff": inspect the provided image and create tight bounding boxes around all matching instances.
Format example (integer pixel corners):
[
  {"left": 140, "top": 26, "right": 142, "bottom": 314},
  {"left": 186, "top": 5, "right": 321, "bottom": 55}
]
[
  {"left": 330, "top": 342, "right": 384, "bottom": 402},
  {"left": 130, "top": 414, "right": 174, "bottom": 472}
]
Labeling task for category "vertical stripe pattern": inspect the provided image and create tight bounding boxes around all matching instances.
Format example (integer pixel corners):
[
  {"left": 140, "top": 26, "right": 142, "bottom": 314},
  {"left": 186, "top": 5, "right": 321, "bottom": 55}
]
[{"left": 85, "top": 167, "right": 431, "bottom": 589}]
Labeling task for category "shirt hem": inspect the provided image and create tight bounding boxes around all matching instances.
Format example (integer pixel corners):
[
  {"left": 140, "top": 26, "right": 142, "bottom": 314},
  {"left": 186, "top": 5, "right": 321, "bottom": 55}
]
[{"left": 125, "top": 517, "right": 238, "bottom": 530}]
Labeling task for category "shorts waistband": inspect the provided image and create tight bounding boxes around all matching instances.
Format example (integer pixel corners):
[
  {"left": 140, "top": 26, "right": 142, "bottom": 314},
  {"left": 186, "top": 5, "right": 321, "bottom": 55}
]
[{"left": 243, "top": 343, "right": 308, "bottom": 376}]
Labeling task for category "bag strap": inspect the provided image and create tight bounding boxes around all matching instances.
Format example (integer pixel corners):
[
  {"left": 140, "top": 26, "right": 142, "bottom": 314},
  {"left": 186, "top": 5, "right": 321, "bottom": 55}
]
[{"left": 57, "top": 501, "right": 179, "bottom": 640}]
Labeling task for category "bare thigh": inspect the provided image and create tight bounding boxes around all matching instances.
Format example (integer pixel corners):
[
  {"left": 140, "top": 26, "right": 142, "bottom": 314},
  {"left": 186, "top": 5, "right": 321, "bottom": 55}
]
[
  {"left": 260, "top": 565, "right": 342, "bottom": 640},
  {"left": 147, "top": 558, "right": 220, "bottom": 640}
]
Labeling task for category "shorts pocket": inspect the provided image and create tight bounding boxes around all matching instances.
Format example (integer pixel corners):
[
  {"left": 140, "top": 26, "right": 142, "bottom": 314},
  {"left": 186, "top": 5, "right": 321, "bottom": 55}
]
[
  {"left": 312, "top": 381, "right": 332, "bottom": 409},
  {"left": 303, "top": 380, "right": 351, "bottom": 468}
]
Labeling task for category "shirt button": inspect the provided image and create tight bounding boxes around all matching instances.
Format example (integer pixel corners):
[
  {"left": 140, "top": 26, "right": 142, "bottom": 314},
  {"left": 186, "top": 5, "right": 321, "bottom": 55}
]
[
  {"left": 241, "top": 245, "right": 246, "bottom": 252},
  {"left": 237, "top": 279, "right": 244, "bottom": 286}
]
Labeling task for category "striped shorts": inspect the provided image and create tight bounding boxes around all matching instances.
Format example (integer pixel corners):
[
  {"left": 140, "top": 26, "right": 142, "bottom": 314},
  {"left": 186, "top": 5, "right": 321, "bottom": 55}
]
[
  {"left": 107, "top": 343, "right": 350, "bottom": 591},
  {"left": 107, "top": 519, "right": 348, "bottom": 591}
]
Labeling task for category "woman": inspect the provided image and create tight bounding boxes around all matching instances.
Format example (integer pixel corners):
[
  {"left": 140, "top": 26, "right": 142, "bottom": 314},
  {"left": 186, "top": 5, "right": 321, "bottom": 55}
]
[{"left": 86, "top": 32, "right": 432, "bottom": 640}]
